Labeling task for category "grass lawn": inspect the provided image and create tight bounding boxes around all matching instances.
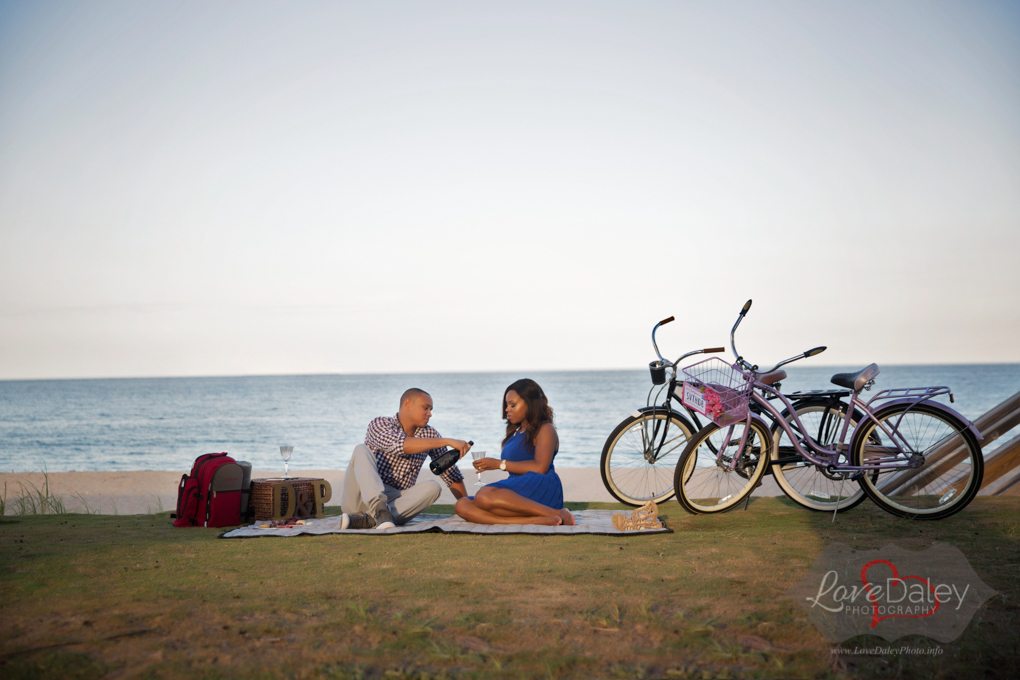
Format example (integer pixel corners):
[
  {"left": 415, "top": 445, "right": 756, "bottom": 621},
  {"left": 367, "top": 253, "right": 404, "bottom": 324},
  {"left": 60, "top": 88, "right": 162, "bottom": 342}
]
[{"left": 2, "top": 497, "right": 1018, "bottom": 679}]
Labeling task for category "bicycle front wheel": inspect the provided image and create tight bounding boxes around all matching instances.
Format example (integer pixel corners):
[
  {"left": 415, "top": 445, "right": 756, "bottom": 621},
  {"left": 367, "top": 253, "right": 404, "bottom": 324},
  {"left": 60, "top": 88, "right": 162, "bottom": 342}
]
[
  {"left": 601, "top": 409, "right": 695, "bottom": 506},
  {"left": 771, "top": 399, "right": 869, "bottom": 512},
  {"left": 850, "top": 403, "right": 983, "bottom": 520},
  {"left": 674, "top": 418, "right": 772, "bottom": 514}
]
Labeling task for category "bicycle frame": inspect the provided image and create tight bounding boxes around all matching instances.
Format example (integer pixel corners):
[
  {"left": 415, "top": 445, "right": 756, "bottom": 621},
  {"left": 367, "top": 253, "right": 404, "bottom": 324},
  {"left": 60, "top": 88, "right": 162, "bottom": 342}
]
[
  {"left": 744, "top": 378, "right": 979, "bottom": 473},
  {"left": 635, "top": 375, "right": 707, "bottom": 464},
  {"left": 716, "top": 298, "right": 981, "bottom": 474},
  {"left": 644, "top": 369, "right": 852, "bottom": 471}
]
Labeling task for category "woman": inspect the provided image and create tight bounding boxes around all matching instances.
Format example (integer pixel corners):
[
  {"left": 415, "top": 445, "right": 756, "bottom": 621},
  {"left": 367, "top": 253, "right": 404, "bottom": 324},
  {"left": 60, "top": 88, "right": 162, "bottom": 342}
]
[{"left": 455, "top": 379, "right": 575, "bottom": 526}]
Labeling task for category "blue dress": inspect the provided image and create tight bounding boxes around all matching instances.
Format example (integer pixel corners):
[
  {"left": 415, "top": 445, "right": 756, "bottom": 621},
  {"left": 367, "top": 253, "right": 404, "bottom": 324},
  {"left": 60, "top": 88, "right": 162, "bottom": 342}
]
[{"left": 485, "top": 429, "right": 564, "bottom": 510}]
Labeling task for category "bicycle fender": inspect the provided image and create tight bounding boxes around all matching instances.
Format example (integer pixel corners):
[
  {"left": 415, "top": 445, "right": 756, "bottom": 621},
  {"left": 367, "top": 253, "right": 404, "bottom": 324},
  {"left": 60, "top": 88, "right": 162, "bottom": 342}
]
[
  {"left": 850, "top": 399, "right": 983, "bottom": 456},
  {"left": 628, "top": 406, "right": 687, "bottom": 419}
]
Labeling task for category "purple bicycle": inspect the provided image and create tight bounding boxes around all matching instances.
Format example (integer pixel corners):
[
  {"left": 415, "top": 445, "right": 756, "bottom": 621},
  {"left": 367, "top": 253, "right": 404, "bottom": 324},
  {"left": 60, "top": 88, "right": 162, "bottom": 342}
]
[
  {"left": 600, "top": 315, "right": 859, "bottom": 507},
  {"left": 673, "top": 300, "right": 984, "bottom": 520}
]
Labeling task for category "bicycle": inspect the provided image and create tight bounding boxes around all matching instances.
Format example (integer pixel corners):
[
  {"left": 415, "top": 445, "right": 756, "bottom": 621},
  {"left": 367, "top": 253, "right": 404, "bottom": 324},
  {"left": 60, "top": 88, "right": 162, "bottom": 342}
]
[
  {"left": 673, "top": 300, "right": 984, "bottom": 520},
  {"left": 600, "top": 315, "right": 861, "bottom": 508},
  {"left": 598, "top": 316, "right": 724, "bottom": 506}
]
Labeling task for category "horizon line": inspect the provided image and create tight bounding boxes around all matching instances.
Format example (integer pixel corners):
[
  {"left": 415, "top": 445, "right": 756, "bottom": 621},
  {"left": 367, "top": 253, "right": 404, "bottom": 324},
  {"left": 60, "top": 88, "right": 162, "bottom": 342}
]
[{"left": 2, "top": 361, "right": 1020, "bottom": 383}]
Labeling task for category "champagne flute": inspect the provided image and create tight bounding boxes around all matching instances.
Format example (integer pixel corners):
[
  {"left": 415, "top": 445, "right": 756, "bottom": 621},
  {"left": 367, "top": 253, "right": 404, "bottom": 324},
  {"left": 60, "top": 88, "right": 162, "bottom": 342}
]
[
  {"left": 471, "top": 450, "right": 487, "bottom": 487},
  {"left": 279, "top": 445, "right": 294, "bottom": 478}
]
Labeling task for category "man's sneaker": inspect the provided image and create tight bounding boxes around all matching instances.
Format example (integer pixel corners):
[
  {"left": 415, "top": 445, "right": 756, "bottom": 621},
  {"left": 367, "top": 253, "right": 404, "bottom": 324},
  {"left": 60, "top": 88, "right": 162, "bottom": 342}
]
[
  {"left": 340, "top": 512, "right": 376, "bottom": 530},
  {"left": 374, "top": 505, "right": 396, "bottom": 530}
]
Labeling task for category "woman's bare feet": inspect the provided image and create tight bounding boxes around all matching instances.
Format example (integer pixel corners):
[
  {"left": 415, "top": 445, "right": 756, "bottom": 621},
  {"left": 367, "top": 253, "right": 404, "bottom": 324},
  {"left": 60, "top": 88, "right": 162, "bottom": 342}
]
[{"left": 558, "top": 508, "right": 575, "bottom": 526}]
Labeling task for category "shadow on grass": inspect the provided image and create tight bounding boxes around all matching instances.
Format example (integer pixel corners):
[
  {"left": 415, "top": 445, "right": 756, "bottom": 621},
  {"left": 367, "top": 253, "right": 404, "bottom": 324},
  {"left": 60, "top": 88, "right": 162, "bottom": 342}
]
[
  {"left": 694, "top": 494, "right": 1020, "bottom": 679},
  {"left": 1, "top": 649, "right": 107, "bottom": 680}
]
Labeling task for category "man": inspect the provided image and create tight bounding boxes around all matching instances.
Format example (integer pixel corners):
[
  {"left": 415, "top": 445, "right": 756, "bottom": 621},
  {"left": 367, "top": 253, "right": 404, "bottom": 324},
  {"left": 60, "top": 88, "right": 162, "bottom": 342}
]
[{"left": 341, "top": 388, "right": 471, "bottom": 530}]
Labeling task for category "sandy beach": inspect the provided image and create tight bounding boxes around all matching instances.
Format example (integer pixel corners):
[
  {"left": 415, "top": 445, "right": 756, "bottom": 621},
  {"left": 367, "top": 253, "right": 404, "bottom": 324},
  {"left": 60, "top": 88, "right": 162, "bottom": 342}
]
[
  {"left": 3, "top": 467, "right": 1011, "bottom": 516},
  {"left": 0, "top": 467, "right": 793, "bottom": 516}
]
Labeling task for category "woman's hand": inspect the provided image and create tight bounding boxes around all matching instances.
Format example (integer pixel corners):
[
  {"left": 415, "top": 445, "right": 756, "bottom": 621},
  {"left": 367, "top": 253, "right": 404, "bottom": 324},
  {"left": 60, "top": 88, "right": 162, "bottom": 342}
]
[{"left": 473, "top": 457, "right": 503, "bottom": 472}]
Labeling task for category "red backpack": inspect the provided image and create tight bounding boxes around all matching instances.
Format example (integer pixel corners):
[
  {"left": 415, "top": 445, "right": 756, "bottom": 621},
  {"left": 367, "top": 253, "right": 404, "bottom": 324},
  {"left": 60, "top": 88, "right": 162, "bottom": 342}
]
[{"left": 172, "top": 452, "right": 244, "bottom": 528}]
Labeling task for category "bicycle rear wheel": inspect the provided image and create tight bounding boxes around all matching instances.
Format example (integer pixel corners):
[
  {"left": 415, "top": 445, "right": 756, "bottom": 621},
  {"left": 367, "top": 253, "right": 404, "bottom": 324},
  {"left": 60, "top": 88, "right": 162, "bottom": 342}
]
[
  {"left": 673, "top": 418, "right": 772, "bottom": 514},
  {"left": 850, "top": 402, "right": 983, "bottom": 520},
  {"left": 771, "top": 399, "right": 869, "bottom": 512},
  {"left": 601, "top": 409, "right": 695, "bottom": 505}
]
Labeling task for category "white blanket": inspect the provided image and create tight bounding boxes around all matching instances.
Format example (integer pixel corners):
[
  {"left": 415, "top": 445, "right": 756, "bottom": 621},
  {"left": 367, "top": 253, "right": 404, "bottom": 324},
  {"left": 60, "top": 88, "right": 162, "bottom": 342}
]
[{"left": 220, "top": 510, "right": 672, "bottom": 538}]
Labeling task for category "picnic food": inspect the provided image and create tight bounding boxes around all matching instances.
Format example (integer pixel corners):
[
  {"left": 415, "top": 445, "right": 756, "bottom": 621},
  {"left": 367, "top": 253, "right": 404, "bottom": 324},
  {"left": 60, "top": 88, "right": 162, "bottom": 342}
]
[
  {"left": 256, "top": 516, "right": 313, "bottom": 529},
  {"left": 611, "top": 500, "right": 663, "bottom": 531}
]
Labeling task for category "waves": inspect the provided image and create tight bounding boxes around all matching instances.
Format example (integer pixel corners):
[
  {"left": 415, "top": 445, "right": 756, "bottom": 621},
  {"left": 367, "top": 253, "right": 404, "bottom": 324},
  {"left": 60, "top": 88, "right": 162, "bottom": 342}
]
[{"left": 1, "top": 365, "right": 1017, "bottom": 473}]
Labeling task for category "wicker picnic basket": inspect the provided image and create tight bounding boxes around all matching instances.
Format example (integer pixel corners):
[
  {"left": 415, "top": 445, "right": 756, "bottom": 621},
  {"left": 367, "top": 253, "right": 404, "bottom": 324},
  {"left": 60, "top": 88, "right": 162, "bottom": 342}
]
[{"left": 250, "top": 477, "right": 328, "bottom": 521}]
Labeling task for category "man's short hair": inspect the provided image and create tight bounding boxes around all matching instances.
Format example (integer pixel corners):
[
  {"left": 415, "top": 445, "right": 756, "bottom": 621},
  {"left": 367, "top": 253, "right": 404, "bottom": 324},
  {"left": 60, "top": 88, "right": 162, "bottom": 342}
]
[{"left": 400, "top": 388, "right": 431, "bottom": 408}]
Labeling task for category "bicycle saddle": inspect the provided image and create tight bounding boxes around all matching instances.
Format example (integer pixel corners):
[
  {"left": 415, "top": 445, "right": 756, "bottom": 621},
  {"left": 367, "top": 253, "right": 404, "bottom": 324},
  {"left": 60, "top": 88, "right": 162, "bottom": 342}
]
[
  {"left": 757, "top": 369, "right": 787, "bottom": 386},
  {"left": 830, "top": 363, "right": 880, "bottom": 391}
]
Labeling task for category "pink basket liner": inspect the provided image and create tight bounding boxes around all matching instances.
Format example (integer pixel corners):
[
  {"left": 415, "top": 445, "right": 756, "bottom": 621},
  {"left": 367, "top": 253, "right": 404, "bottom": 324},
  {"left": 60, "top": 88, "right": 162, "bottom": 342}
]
[{"left": 681, "top": 357, "right": 754, "bottom": 427}]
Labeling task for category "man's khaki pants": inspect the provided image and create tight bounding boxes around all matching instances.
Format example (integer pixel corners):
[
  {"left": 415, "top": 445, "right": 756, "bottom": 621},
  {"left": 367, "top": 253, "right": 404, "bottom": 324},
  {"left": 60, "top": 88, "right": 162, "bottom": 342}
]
[{"left": 341, "top": 445, "right": 441, "bottom": 525}]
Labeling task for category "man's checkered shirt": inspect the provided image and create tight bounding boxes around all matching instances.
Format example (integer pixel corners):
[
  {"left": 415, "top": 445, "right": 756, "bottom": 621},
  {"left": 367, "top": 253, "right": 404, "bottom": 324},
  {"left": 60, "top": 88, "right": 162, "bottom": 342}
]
[{"left": 364, "top": 415, "right": 465, "bottom": 490}]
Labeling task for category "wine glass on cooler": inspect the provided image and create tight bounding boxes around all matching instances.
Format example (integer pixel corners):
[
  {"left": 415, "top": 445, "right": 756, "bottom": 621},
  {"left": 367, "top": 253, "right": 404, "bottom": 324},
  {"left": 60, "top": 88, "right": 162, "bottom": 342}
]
[
  {"left": 279, "top": 445, "right": 294, "bottom": 478},
  {"left": 471, "top": 450, "right": 487, "bottom": 487}
]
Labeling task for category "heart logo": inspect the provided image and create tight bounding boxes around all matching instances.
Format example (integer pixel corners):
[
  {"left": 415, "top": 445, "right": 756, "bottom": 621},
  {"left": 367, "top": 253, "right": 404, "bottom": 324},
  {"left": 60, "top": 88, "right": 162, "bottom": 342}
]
[{"left": 861, "top": 559, "right": 941, "bottom": 628}]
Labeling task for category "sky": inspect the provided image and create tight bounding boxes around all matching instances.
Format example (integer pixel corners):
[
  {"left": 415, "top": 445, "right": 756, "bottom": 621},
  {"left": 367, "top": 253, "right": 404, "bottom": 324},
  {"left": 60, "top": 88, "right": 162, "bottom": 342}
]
[{"left": 1, "top": 0, "right": 1018, "bottom": 380}]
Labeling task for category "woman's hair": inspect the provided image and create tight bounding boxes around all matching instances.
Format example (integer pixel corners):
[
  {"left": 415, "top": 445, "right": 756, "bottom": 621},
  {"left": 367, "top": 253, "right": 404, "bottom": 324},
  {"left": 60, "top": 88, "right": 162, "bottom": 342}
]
[{"left": 502, "top": 378, "right": 555, "bottom": 447}]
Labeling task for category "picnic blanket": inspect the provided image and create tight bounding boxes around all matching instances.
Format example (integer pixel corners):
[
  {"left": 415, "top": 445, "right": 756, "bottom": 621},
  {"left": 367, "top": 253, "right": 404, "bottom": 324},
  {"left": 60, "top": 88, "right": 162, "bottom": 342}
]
[{"left": 219, "top": 510, "right": 672, "bottom": 539}]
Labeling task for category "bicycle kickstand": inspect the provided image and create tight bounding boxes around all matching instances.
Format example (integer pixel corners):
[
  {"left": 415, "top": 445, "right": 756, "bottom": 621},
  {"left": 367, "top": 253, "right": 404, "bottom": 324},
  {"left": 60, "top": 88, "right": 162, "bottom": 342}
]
[
  {"left": 744, "top": 478, "right": 762, "bottom": 511},
  {"left": 831, "top": 477, "right": 846, "bottom": 524}
]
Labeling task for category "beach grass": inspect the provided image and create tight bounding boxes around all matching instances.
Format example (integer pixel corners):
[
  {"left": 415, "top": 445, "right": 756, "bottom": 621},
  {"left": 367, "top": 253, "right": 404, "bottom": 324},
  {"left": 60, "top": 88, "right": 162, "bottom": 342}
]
[
  {"left": 1, "top": 497, "right": 1018, "bottom": 679},
  {"left": 3, "top": 472, "right": 67, "bottom": 517}
]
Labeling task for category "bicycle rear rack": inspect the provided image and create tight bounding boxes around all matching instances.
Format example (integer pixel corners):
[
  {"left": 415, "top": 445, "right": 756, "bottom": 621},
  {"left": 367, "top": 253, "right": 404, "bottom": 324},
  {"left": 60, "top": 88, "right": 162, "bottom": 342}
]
[{"left": 866, "top": 385, "right": 951, "bottom": 407}]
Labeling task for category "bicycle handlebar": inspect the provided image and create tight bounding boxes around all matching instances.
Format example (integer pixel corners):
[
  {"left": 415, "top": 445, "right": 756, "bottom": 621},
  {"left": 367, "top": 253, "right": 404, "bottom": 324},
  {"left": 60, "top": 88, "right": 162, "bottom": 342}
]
[
  {"left": 729, "top": 299, "right": 827, "bottom": 374},
  {"left": 649, "top": 317, "right": 724, "bottom": 368},
  {"left": 730, "top": 300, "right": 752, "bottom": 365},
  {"left": 650, "top": 316, "right": 671, "bottom": 362}
]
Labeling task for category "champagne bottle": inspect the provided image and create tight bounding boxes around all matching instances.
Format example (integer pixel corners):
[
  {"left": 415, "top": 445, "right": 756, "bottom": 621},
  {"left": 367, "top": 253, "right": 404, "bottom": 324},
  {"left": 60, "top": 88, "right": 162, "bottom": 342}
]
[{"left": 429, "top": 441, "right": 473, "bottom": 475}]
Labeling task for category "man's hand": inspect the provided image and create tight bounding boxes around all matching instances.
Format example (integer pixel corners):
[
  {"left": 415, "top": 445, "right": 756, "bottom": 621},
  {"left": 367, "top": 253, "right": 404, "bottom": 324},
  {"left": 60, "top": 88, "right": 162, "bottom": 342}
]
[{"left": 401, "top": 437, "right": 468, "bottom": 455}]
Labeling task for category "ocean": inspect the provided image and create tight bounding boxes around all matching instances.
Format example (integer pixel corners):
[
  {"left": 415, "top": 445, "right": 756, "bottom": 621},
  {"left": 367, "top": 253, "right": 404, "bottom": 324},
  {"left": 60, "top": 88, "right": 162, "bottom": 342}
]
[{"left": 1, "top": 364, "right": 1018, "bottom": 474}]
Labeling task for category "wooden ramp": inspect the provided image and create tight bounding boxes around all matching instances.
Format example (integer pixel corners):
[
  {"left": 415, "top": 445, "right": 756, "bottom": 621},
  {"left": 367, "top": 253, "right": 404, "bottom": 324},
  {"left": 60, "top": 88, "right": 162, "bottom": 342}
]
[{"left": 976, "top": 390, "right": 1020, "bottom": 496}]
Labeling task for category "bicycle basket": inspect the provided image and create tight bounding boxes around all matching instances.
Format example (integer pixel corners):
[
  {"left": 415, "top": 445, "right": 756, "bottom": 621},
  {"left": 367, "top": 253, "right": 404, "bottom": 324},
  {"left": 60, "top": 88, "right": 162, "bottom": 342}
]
[{"left": 681, "top": 357, "right": 754, "bottom": 427}]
